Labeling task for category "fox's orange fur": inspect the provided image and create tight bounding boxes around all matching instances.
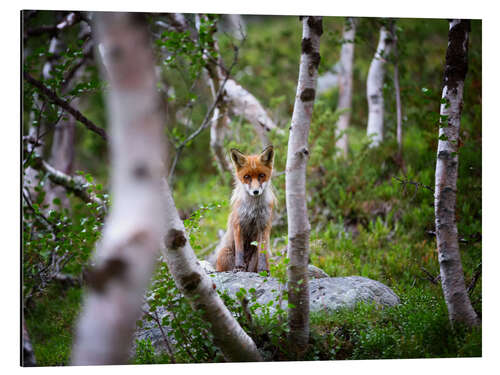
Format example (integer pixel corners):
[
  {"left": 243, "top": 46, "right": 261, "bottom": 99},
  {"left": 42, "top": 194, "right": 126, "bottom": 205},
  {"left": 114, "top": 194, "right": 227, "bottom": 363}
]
[{"left": 215, "top": 146, "right": 276, "bottom": 273}]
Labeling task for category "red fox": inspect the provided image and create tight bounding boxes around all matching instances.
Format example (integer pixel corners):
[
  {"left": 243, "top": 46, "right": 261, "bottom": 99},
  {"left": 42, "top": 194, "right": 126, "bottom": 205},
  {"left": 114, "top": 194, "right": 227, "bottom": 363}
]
[{"left": 215, "top": 145, "right": 276, "bottom": 273}]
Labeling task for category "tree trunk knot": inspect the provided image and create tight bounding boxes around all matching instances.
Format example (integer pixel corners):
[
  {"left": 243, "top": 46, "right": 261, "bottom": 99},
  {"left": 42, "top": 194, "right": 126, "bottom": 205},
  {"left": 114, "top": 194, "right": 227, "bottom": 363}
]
[
  {"left": 83, "top": 257, "right": 127, "bottom": 294},
  {"left": 307, "top": 17, "right": 323, "bottom": 36},
  {"left": 132, "top": 164, "right": 151, "bottom": 180},
  {"left": 181, "top": 272, "right": 201, "bottom": 292},
  {"left": 310, "top": 52, "right": 321, "bottom": 69},
  {"left": 300, "top": 88, "right": 316, "bottom": 102},
  {"left": 301, "top": 38, "right": 313, "bottom": 54},
  {"left": 165, "top": 228, "right": 186, "bottom": 250}
]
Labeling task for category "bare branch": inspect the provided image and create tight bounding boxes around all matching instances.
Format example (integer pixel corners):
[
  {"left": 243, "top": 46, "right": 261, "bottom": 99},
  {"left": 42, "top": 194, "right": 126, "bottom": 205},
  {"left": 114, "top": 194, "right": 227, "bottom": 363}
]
[
  {"left": 168, "top": 45, "right": 239, "bottom": 180},
  {"left": 23, "top": 71, "right": 108, "bottom": 141}
]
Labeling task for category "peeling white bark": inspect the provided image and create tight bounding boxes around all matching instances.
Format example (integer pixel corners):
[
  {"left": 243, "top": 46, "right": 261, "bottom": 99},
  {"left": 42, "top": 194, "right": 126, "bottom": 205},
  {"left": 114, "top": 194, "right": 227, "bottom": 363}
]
[
  {"left": 286, "top": 16, "right": 322, "bottom": 356},
  {"left": 72, "top": 13, "right": 167, "bottom": 365},
  {"left": 335, "top": 17, "right": 357, "bottom": 157},
  {"left": 435, "top": 19, "right": 479, "bottom": 327},
  {"left": 366, "top": 25, "right": 394, "bottom": 147},
  {"left": 161, "top": 180, "right": 262, "bottom": 362}
]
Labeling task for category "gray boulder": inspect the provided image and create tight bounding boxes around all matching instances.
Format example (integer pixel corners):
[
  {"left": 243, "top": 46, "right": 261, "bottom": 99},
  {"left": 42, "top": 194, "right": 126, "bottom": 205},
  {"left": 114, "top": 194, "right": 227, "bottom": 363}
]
[
  {"left": 209, "top": 272, "right": 399, "bottom": 314},
  {"left": 134, "top": 269, "right": 399, "bottom": 356},
  {"left": 308, "top": 264, "right": 329, "bottom": 279}
]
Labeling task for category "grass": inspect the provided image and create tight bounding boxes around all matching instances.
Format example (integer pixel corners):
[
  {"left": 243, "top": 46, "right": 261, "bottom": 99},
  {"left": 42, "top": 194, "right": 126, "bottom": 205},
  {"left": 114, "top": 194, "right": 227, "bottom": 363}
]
[{"left": 24, "top": 284, "right": 82, "bottom": 366}]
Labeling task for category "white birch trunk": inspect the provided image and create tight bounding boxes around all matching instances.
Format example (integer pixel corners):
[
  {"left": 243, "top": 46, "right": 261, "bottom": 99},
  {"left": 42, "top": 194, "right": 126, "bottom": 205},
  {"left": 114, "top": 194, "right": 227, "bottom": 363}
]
[
  {"left": 366, "top": 25, "right": 394, "bottom": 147},
  {"left": 45, "top": 110, "right": 76, "bottom": 209},
  {"left": 72, "top": 13, "right": 167, "bottom": 365},
  {"left": 335, "top": 17, "right": 356, "bottom": 157},
  {"left": 285, "top": 16, "right": 322, "bottom": 357},
  {"left": 210, "top": 105, "right": 232, "bottom": 173},
  {"left": 391, "top": 23, "right": 403, "bottom": 164},
  {"left": 160, "top": 180, "right": 262, "bottom": 362},
  {"left": 435, "top": 19, "right": 479, "bottom": 327}
]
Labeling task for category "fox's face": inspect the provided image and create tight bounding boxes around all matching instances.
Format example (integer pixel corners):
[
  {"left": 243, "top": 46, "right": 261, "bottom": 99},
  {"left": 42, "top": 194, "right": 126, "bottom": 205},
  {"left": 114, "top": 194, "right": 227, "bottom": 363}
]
[{"left": 231, "top": 146, "right": 274, "bottom": 197}]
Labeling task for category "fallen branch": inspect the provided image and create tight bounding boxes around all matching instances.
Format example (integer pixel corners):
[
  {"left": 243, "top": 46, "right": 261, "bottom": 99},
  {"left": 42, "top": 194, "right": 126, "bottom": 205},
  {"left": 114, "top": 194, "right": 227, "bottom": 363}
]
[
  {"left": 420, "top": 267, "right": 440, "bottom": 285},
  {"left": 393, "top": 176, "right": 433, "bottom": 200},
  {"left": 23, "top": 71, "right": 108, "bottom": 141}
]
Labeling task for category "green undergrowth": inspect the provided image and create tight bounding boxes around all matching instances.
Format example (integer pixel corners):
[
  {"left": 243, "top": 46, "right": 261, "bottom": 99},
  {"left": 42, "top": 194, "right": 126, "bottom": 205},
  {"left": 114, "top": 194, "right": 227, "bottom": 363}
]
[{"left": 24, "top": 284, "right": 82, "bottom": 366}]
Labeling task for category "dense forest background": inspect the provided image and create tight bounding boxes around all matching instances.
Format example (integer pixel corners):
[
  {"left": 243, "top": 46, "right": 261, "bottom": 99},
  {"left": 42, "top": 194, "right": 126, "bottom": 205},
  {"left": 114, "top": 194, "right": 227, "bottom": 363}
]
[{"left": 22, "top": 11, "right": 482, "bottom": 365}]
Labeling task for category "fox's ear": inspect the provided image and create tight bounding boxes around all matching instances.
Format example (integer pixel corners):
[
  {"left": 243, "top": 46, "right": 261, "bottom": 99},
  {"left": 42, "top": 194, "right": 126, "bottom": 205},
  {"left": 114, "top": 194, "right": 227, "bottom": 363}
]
[
  {"left": 230, "top": 148, "right": 247, "bottom": 169},
  {"left": 259, "top": 145, "right": 274, "bottom": 167}
]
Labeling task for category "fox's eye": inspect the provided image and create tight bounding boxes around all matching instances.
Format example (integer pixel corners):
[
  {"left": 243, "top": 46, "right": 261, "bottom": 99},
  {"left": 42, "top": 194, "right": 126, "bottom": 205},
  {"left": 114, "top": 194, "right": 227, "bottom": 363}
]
[
  {"left": 258, "top": 173, "right": 265, "bottom": 179},
  {"left": 244, "top": 175, "right": 251, "bottom": 180}
]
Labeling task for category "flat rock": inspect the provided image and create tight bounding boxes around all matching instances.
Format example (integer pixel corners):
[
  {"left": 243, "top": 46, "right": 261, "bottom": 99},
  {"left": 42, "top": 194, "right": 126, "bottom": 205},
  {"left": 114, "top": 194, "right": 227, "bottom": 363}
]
[
  {"left": 134, "top": 270, "right": 399, "bottom": 356},
  {"left": 209, "top": 272, "right": 399, "bottom": 313}
]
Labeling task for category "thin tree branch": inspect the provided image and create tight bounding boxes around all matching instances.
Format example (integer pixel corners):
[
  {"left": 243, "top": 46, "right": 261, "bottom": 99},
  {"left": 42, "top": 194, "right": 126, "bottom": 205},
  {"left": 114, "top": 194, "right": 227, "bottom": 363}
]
[
  {"left": 467, "top": 262, "right": 482, "bottom": 295},
  {"left": 167, "top": 45, "right": 239, "bottom": 180},
  {"left": 23, "top": 71, "right": 108, "bottom": 141},
  {"left": 141, "top": 308, "right": 177, "bottom": 363},
  {"left": 30, "top": 154, "right": 106, "bottom": 212},
  {"left": 24, "top": 12, "right": 81, "bottom": 41}
]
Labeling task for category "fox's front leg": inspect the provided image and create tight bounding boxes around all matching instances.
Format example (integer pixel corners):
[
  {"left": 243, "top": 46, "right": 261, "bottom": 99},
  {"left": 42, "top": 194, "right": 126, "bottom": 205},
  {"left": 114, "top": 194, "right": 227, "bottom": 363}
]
[
  {"left": 233, "top": 223, "right": 246, "bottom": 272},
  {"left": 257, "top": 226, "right": 271, "bottom": 274}
]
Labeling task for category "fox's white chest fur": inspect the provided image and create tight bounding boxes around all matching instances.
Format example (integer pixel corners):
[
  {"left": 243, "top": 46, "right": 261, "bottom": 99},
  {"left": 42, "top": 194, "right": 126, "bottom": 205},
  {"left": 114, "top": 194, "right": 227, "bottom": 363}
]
[{"left": 232, "top": 183, "right": 274, "bottom": 242}]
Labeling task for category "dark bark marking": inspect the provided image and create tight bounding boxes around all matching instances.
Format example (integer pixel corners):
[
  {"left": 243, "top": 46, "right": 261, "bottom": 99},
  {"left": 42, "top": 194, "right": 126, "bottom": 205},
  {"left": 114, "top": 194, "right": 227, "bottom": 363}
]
[
  {"left": 181, "top": 272, "right": 201, "bottom": 292},
  {"left": 310, "top": 52, "right": 321, "bottom": 69},
  {"left": 307, "top": 17, "right": 323, "bottom": 36},
  {"left": 301, "top": 38, "right": 313, "bottom": 54},
  {"left": 109, "top": 46, "right": 124, "bottom": 62},
  {"left": 369, "top": 94, "right": 380, "bottom": 104},
  {"left": 300, "top": 88, "right": 316, "bottom": 102},
  {"left": 443, "top": 20, "right": 470, "bottom": 92},
  {"left": 165, "top": 228, "right": 186, "bottom": 250},
  {"left": 438, "top": 150, "right": 455, "bottom": 160},
  {"left": 84, "top": 257, "right": 127, "bottom": 294},
  {"left": 132, "top": 164, "right": 150, "bottom": 180}
]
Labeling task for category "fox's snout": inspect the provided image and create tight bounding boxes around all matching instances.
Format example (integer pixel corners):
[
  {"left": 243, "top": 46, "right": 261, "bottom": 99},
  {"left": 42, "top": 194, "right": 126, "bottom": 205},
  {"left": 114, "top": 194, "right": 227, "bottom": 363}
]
[{"left": 245, "top": 182, "right": 264, "bottom": 197}]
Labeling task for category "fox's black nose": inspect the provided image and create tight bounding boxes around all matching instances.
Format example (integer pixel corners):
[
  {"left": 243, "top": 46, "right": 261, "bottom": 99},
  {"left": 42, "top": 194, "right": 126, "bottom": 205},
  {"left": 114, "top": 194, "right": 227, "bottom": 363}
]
[{"left": 253, "top": 190, "right": 259, "bottom": 195}]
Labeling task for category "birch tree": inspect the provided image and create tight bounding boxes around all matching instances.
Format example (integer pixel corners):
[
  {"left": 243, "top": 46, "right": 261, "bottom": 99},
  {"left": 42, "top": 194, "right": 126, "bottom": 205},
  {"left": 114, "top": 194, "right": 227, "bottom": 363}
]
[
  {"left": 366, "top": 22, "right": 395, "bottom": 147},
  {"left": 286, "top": 15, "right": 322, "bottom": 357},
  {"left": 161, "top": 181, "right": 262, "bottom": 361},
  {"left": 434, "top": 19, "right": 479, "bottom": 327},
  {"left": 335, "top": 17, "right": 357, "bottom": 157},
  {"left": 392, "top": 22, "right": 403, "bottom": 166},
  {"left": 72, "top": 12, "right": 167, "bottom": 364}
]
